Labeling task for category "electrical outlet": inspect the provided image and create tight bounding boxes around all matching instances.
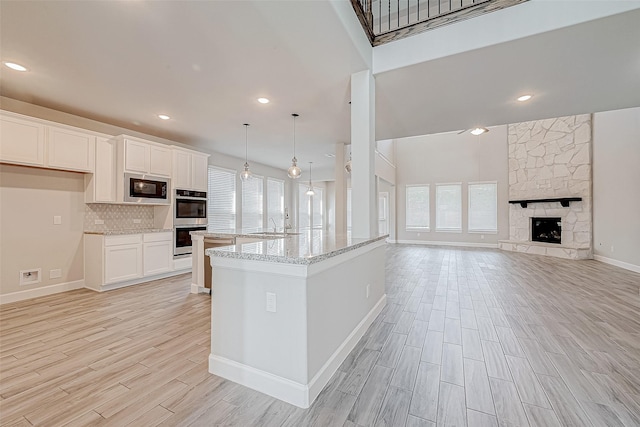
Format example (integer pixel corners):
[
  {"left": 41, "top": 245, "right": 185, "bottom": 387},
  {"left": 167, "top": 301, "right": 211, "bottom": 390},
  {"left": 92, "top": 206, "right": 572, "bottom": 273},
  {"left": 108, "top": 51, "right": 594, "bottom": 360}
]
[
  {"left": 417, "top": 233, "right": 421, "bottom": 237},
  {"left": 50, "top": 269, "right": 62, "bottom": 279},
  {"left": 366, "top": 284, "right": 370, "bottom": 299},
  {"left": 53, "top": 215, "right": 62, "bottom": 225},
  {"left": 94, "top": 219, "right": 104, "bottom": 225},
  {"left": 480, "top": 234, "right": 485, "bottom": 240},
  {"left": 266, "top": 292, "right": 277, "bottom": 313},
  {"left": 611, "top": 246, "right": 615, "bottom": 253},
  {"left": 133, "top": 219, "right": 142, "bottom": 224}
]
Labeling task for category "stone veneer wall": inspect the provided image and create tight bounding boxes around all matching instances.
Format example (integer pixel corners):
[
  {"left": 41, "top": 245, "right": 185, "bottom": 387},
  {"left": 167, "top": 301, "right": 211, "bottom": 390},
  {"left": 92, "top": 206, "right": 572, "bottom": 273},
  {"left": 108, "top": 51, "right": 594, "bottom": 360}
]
[
  {"left": 84, "top": 204, "right": 154, "bottom": 232},
  {"left": 505, "top": 114, "right": 592, "bottom": 258}
]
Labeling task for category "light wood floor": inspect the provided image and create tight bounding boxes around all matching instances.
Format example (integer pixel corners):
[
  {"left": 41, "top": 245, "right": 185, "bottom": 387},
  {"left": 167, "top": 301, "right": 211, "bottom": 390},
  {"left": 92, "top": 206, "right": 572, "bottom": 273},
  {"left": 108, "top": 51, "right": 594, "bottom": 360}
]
[{"left": 1, "top": 245, "right": 639, "bottom": 426}]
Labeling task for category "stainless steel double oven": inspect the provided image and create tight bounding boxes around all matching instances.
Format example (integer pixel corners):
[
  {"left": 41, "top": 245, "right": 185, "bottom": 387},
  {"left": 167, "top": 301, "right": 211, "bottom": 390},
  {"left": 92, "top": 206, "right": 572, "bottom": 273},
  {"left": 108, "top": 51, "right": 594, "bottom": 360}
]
[{"left": 173, "top": 189, "right": 207, "bottom": 256}]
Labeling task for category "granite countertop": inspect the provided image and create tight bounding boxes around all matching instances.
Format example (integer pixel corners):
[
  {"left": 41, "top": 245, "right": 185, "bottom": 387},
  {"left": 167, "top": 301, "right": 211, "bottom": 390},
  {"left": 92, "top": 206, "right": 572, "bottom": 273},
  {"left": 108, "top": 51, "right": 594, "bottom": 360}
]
[
  {"left": 191, "top": 228, "right": 286, "bottom": 239},
  {"left": 84, "top": 228, "right": 173, "bottom": 236},
  {"left": 204, "top": 230, "right": 388, "bottom": 265}
]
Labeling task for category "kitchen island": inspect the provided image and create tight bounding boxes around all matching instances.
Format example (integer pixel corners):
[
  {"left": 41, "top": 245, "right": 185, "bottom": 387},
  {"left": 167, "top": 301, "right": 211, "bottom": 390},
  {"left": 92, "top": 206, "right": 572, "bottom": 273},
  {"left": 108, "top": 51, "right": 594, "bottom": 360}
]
[{"left": 203, "top": 230, "right": 387, "bottom": 408}]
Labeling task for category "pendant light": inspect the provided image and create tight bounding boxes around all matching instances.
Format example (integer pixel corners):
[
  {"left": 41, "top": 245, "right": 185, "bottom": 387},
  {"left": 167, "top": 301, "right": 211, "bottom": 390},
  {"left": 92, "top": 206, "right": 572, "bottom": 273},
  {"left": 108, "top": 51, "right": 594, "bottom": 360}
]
[
  {"left": 287, "top": 113, "right": 302, "bottom": 179},
  {"left": 306, "top": 161, "right": 315, "bottom": 196},
  {"left": 240, "top": 123, "right": 252, "bottom": 181},
  {"left": 345, "top": 152, "right": 352, "bottom": 174}
]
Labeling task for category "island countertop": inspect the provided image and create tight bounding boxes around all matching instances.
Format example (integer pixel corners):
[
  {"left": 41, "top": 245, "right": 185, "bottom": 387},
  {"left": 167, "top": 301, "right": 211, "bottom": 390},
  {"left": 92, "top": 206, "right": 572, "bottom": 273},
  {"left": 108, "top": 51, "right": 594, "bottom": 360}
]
[{"left": 203, "top": 230, "right": 387, "bottom": 265}]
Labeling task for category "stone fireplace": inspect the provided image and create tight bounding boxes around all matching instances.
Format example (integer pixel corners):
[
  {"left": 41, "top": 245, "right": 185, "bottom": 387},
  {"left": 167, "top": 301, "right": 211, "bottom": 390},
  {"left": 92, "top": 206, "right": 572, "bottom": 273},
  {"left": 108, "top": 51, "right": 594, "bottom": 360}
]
[{"left": 499, "top": 114, "right": 593, "bottom": 259}]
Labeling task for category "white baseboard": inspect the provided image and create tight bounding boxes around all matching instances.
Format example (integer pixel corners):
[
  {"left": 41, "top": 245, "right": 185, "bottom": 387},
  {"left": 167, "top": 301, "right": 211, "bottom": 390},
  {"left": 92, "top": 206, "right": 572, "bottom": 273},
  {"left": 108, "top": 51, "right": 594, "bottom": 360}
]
[
  {"left": 394, "top": 240, "right": 499, "bottom": 249},
  {"left": 0, "top": 279, "right": 85, "bottom": 305},
  {"left": 208, "top": 294, "right": 387, "bottom": 409},
  {"left": 594, "top": 255, "right": 640, "bottom": 274}
]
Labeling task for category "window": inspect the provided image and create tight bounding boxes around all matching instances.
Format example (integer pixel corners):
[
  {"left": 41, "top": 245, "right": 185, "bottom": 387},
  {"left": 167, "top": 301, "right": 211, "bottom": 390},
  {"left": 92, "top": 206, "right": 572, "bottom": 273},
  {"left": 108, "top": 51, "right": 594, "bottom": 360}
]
[
  {"left": 468, "top": 182, "right": 497, "bottom": 233},
  {"left": 313, "top": 187, "right": 323, "bottom": 229},
  {"left": 207, "top": 166, "right": 236, "bottom": 231},
  {"left": 436, "top": 183, "right": 462, "bottom": 232},
  {"left": 347, "top": 188, "right": 352, "bottom": 231},
  {"left": 299, "top": 184, "right": 311, "bottom": 230},
  {"left": 405, "top": 185, "right": 429, "bottom": 230},
  {"left": 242, "top": 175, "right": 264, "bottom": 232},
  {"left": 267, "top": 178, "right": 285, "bottom": 231}
]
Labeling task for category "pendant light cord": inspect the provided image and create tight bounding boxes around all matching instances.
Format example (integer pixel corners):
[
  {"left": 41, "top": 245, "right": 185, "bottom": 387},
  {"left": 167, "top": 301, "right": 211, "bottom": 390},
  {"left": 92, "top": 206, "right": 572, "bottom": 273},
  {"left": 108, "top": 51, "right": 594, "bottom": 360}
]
[
  {"left": 244, "top": 123, "right": 249, "bottom": 163},
  {"left": 292, "top": 113, "right": 299, "bottom": 159}
]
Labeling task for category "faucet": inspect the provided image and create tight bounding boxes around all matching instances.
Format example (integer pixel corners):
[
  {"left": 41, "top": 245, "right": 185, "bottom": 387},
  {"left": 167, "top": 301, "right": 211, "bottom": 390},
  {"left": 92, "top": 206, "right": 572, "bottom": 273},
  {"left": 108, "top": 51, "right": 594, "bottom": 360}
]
[
  {"left": 270, "top": 217, "right": 277, "bottom": 233},
  {"left": 284, "top": 208, "right": 292, "bottom": 235}
]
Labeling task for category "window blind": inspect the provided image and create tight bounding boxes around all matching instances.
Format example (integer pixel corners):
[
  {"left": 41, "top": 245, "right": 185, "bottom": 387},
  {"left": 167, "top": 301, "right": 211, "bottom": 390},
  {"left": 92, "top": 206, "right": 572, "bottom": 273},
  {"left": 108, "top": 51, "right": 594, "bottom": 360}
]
[
  {"left": 468, "top": 182, "right": 497, "bottom": 232},
  {"left": 312, "top": 187, "right": 323, "bottom": 229},
  {"left": 436, "top": 183, "right": 462, "bottom": 231},
  {"left": 242, "top": 175, "right": 264, "bottom": 232},
  {"left": 405, "top": 185, "right": 430, "bottom": 230},
  {"left": 298, "top": 184, "right": 311, "bottom": 230},
  {"left": 347, "top": 188, "right": 352, "bottom": 231},
  {"left": 267, "top": 178, "right": 284, "bottom": 230},
  {"left": 207, "top": 166, "right": 236, "bottom": 231}
]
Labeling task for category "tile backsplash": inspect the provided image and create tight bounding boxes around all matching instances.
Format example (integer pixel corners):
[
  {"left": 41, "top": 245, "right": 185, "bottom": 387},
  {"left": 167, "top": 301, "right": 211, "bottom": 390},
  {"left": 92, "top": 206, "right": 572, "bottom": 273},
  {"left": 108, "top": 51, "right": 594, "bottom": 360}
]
[{"left": 85, "top": 204, "right": 154, "bottom": 232}]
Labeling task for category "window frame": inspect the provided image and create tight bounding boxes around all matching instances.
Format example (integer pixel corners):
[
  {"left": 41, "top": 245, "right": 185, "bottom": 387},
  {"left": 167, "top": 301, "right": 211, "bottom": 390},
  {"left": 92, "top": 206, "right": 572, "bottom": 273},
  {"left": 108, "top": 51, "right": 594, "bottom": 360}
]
[
  {"left": 435, "top": 182, "right": 462, "bottom": 233},
  {"left": 467, "top": 181, "right": 498, "bottom": 234},
  {"left": 405, "top": 184, "right": 430, "bottom": 231}
]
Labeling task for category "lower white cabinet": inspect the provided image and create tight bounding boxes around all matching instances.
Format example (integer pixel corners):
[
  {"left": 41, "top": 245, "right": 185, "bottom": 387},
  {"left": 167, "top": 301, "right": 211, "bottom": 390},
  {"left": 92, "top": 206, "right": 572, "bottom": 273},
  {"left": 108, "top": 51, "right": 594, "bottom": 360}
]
[
  {"left": 85, "top": 231, "right": 175, "bottom": 291},
  {"left": 143, "top": 233, "right": 173, "bottom": 276}
]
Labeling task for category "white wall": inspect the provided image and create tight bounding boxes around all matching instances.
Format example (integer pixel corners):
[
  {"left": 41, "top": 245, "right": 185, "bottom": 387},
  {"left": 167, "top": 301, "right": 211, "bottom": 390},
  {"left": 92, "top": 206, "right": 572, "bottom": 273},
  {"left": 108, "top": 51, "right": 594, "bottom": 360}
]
[
  {"left": 593, "top": 107, "right": 640, "bottom": 271},
  {"left": 0, "top": 165, "right": 85, "bottom": 296},
  {"left": 395, "top": 126, "right": 509, "bottom": 246}
]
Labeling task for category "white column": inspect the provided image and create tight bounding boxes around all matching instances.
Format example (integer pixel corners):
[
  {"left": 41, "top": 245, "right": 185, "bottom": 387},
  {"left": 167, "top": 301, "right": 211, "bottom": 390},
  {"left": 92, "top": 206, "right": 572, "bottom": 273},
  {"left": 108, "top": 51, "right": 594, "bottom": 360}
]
[
  {"left": 334, "top": 143, "right": 347, "bottom": 235},
  {"left": 351, "top": 69, "right": 377, "bottom": 238}
]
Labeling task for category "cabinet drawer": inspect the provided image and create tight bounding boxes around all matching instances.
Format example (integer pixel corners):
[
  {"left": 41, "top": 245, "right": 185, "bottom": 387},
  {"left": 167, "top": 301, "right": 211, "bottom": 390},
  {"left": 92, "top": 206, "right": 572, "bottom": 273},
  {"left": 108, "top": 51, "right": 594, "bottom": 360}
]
[
  {"left": 143, "top": 231, "right": 173, "bottom": 243},
  {"left": 105, "top": 234, "right": 142, "bottom": 246}
]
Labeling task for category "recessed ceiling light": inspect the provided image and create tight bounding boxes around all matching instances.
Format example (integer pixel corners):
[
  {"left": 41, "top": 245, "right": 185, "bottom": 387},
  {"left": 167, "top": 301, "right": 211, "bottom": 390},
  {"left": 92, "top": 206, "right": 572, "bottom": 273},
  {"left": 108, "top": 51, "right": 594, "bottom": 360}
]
[
  {"left": 517, "top": 94, "right": 533, "bottom": 102},
  {"left": 257, "top": 98, "right": 270, "bottom": 104},
  {"left": 470, "top": 127, "right": 489, "bottom": 136},
  {"left": 3, "top": 61, "right": 28, "bottom": 72},
  {"left": 325, "top": 153, "right": 336, "bottom": 158},
  {"left": 158, "top": 114, "right": 170, "bottom": 120}
]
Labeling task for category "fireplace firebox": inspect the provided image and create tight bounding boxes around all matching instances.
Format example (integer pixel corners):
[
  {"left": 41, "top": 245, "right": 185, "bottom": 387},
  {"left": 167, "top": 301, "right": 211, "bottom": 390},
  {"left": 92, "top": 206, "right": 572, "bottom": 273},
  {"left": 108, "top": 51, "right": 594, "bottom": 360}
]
[{"left": 532, "top": 217, "right": 562, "bottom": 244}]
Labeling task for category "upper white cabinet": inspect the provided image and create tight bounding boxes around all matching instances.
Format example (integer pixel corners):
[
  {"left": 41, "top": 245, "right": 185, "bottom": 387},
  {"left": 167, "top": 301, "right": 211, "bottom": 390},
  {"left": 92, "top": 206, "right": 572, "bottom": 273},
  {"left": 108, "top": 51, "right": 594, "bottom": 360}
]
[
  {"left": 0, "top": 113, "right": 46, "bottom": 167},
  {"left": 119, "top": 136, "right": 171, "bottom": 177},
  {"left": 47, "top": 125, "right": 95, "bottom": 172},
  {"left": 0, "top": 111, "right": 96, "bottom": 173},
  {"left": 85, "top": 137, "right": 117, "bottom": 203},
  {"left": 172, "top": 147, "right": 209, "bottom": 191}
]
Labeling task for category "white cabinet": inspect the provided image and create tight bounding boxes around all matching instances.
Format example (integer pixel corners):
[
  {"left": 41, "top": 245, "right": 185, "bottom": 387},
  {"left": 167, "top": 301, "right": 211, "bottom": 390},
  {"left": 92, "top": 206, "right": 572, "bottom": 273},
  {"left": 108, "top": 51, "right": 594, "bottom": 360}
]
[
  {"left": 104, "top": 234, "right": 143, "bottom": 284},
  {"left": 86, "top": 137, "right": 117, "bottom": 203},
  {"left": 48, "top": 125, "right": 95, "bottom": 172},
  {"left": 143, "top": 232, "right": 173, "bottom": 276},
  {"left": 85, "top": 231, "right": 176, "bottom": 291},
  {"left": 1, "top": 111, "right": 96, "bottom": 173},
  {"left": 120, "top": 137, "right": 172, "bottom": 177},
  {"left": 172, "top": 148, "right": 209, "bottom": 191},
  {"left": 0, "top": 113, "right": 46, "bottom": 167}
]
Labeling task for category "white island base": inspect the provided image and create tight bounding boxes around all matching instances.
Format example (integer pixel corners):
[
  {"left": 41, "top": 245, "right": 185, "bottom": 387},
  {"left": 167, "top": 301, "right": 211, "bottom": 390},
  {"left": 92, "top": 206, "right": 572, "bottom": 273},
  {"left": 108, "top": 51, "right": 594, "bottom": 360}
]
[{"left": 207, "top": 238, "right": 386, "bottom": 408}]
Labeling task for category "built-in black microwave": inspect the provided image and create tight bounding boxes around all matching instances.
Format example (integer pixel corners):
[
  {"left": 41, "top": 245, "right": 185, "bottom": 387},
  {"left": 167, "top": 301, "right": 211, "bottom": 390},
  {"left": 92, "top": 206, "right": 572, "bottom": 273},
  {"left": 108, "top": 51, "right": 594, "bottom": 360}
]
[{"left": 124, "top": 173, "right": 171, "bottom": 204}]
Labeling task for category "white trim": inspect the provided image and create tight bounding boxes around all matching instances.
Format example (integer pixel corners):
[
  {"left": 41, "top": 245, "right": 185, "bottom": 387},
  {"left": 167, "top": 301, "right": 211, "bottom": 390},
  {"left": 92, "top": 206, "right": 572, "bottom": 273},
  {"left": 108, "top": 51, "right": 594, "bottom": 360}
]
[
  {"left": 208, "top": 294, "right": 386, "bottom": 408},
  {"left": 394, "top": 240, "right": 499, "bottom": 249},
  {"left": 0, "top": 279, "right": 85, "bottom": 305},
  {"left": 594, "top": 255, "right": 640, "bottom": 274},
  {"left": 88, "top": 270, "right": 188, "bottom": 293},
  {"left": 375, "top": 149, "right": 396, "bottom": 169}
]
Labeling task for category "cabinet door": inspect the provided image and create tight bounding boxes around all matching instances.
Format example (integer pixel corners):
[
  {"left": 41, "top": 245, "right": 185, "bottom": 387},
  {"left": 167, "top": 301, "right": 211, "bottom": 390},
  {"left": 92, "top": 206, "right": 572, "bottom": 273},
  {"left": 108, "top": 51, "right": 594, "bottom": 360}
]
[
  {"left": 173, "top": 150, "right": 192, "bottom": 189},
  {"left": 104, "top": 243, "right": 143, "bottom": 284},
  {"left": 149, "top": 145, "right": 172, "bottom": 177},
  {"left": 94, "top": 137, "right": 116, "bottom": 202},
  {"left": 0, "top": 114, "right": 45, "bottom": 166},
  {"left": 191, "top": 153, "right": 209, "bottom": 191},
  {"left": 124, "top": 139, "right": 149, "bottom": 174},
  {"left": 47, "top": 126, "right": 96, "bottom": 172},
  {"left": 143, "top": 240, "right": 173, "bottom": 276}
]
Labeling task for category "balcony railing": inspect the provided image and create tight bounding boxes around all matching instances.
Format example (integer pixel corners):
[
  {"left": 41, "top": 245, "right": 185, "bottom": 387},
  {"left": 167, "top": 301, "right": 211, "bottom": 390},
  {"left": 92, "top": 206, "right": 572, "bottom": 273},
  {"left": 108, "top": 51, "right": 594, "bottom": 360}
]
[{"left": 351, "top": 0, "right": 528, "bottom": 45}]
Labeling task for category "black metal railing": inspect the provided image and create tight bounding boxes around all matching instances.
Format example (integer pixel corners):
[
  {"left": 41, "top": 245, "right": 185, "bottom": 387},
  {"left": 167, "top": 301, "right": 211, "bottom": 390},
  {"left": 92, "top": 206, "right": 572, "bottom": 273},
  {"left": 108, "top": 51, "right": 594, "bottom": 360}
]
[{"left": 351, "top": 0, "right": 528, "bottom": 45}]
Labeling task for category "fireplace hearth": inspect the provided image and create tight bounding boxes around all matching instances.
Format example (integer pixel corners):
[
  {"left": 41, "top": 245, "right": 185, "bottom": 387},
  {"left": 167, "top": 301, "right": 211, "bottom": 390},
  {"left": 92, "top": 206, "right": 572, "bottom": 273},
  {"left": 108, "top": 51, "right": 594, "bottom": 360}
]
[{"left": 532, "top": 217, "right": 561, "bottom": 244}]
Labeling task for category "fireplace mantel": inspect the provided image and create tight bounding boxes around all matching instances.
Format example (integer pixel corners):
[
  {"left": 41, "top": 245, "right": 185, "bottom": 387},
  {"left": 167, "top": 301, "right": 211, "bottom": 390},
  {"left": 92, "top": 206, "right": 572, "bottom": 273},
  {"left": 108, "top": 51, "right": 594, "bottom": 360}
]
[{"left": 508, "top": 197, "right": 582, "bottom": 208}]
